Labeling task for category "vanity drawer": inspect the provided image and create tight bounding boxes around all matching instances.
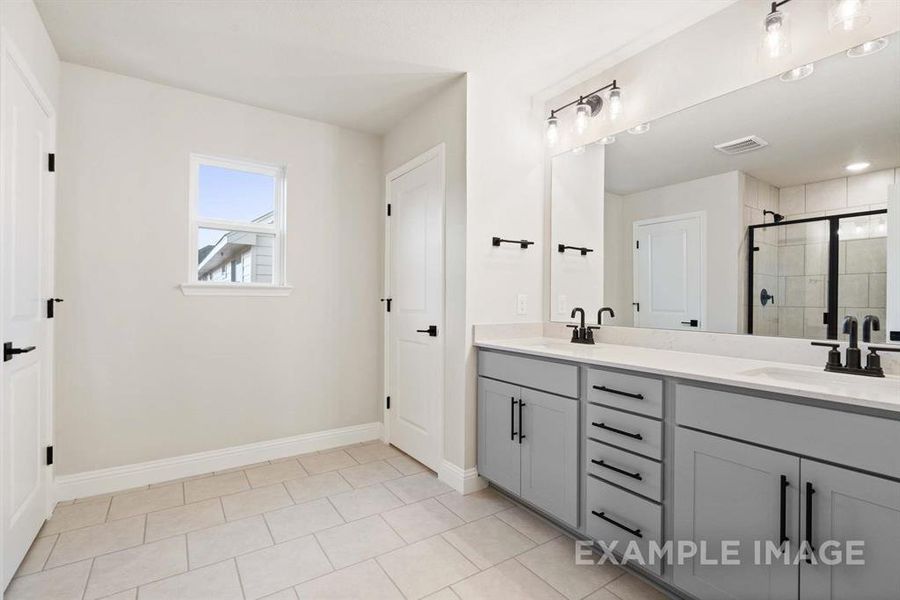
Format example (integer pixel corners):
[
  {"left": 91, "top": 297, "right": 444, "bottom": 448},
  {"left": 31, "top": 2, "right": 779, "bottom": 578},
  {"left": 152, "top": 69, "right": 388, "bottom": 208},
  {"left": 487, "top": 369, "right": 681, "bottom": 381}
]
[
  {"left": 478, "top": 350, "right": 579, "bottom": 398},
  {"left": 587, "top": 369, "right": 663, "bottom": 418},
  {"left": 586, "top": 439, "right": 662, "bottom": 502},
  {"left": 587, "top": 404, "right": 663, "bottom": 460},
  {"left": 676, "top": 384, "right": 900, "bottom": 478},
  {"left": 586, "top": 475, "right": 662, "bottom": 576}
]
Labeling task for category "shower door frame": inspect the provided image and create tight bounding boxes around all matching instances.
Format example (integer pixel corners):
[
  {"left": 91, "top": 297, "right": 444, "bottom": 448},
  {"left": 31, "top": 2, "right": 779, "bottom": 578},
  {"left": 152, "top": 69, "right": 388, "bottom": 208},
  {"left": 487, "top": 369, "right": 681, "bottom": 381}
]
[{"left": 747, "top": 208, "right": 887, "bottom": 339}]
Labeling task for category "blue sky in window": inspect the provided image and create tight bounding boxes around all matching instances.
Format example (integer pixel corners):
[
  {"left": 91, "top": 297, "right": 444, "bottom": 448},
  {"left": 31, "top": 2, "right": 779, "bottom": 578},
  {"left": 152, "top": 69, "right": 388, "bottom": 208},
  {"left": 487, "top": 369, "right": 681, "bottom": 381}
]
[{"left": 198, "top": 164, "right": 274, "bottom": 247}]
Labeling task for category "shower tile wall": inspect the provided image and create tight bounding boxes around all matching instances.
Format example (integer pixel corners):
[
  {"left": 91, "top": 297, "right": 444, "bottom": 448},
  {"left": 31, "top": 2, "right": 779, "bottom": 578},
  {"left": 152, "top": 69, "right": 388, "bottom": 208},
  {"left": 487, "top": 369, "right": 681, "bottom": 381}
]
[
  {"left": 777, "top": 168, "right": 896, "bottom": 342},
  {"left": 742, "top": 174, "right": 780, "bottom": 336}
]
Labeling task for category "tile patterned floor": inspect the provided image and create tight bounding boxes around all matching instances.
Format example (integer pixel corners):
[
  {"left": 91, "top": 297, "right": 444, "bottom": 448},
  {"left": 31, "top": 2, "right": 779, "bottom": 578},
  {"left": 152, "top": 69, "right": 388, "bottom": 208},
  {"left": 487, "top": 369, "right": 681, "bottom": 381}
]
[{"left": 5, "top": 441, "right": 671, "bottom": 600}]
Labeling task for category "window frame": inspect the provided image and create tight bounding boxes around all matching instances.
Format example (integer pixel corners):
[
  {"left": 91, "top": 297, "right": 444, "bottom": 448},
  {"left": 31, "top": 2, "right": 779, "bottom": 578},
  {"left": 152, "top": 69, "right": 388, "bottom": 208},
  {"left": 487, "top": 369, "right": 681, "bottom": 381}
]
[{"left": 182, "top": 153, "right": 291, "bottom": 296}]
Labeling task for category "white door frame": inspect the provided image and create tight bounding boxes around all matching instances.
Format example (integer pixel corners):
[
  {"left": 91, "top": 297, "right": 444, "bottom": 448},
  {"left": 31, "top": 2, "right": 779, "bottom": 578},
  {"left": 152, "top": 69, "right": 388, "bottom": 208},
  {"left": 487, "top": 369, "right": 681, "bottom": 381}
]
[
  {"left": 631, "top": 210, "right": 707, "bottom": 330},
  {"left": 0, "top": 27, "right": 57, "bottom": 588},
  {"left": 382, "top": 143, "right": 445, "bottom": 466}
]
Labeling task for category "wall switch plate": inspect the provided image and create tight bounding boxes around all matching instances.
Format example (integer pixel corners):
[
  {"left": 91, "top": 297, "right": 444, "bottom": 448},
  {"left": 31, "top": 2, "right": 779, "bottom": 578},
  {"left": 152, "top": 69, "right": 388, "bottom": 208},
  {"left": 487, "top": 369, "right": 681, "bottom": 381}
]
[{"left": 517, "top": 294, "right": 528, "bottom": 315}]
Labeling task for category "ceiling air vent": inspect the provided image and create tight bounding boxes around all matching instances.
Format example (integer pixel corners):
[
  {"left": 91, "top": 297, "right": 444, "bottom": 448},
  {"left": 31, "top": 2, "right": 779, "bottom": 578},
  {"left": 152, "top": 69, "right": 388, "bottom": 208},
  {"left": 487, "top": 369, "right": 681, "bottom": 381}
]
[{"left": 714, "top": 135, "right": 769, "bottom": 155}]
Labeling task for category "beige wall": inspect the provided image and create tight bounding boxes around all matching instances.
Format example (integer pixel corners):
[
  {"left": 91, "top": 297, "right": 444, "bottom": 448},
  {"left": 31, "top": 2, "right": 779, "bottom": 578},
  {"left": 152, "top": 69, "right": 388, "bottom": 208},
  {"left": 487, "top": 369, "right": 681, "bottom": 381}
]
[
  {"left": 55, "top": 64, "right": 383, "bottom": 475},
  {"left": 382, "top": 76, "right": 468, "bottom": 470}
]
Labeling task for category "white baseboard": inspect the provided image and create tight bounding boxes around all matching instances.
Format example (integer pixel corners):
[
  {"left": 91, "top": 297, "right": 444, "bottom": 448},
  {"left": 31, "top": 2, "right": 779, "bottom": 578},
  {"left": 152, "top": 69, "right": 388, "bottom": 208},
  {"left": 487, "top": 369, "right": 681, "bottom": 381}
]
[
  {"left": 54, "top": 422, "right": 383, "bottom": 502},
  {"left": 438, "top": 460, "right": 487, "bottom": 495}
]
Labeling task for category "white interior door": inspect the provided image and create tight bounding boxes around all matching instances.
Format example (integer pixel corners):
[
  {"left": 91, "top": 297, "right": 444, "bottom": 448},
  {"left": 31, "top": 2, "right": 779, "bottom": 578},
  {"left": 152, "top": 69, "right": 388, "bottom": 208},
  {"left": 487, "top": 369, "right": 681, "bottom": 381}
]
[
  {"left": 633, "top": 213, "right": 704, "bottom": 331},
  {"left": 386, "top": 149, "right": 443, "bottom": 471},
  {"left": 1, "top": 40, "right": 55, "bottom": 590}
]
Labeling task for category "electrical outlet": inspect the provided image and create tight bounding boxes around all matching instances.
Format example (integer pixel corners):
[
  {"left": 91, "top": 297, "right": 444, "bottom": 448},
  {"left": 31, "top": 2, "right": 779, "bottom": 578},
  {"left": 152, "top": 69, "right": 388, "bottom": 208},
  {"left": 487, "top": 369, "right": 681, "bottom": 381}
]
[
  {"left": 516, "top": 294, "right": 528, "bottom": 315},
  {"left": 557, "top": 295, "right": 568, "bottom": 314}
]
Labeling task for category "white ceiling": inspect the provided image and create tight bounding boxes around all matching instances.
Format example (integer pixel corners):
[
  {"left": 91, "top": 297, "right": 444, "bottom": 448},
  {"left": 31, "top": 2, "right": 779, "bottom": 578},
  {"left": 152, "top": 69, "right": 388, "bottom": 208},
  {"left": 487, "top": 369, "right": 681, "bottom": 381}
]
[
  {"left": 35, "top": 0, "right": 732, "bottom": 134},
  {"left": 604, "top": 32, "right": 900, "bottom": 195}
]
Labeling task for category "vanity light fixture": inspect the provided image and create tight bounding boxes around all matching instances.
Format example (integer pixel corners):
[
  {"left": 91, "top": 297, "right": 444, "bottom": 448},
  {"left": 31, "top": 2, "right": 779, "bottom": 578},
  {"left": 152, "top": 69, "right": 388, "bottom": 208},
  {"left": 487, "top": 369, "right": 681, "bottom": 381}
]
[
  {"left": 846, "top": 161, "right": 871, "bottom": 172},
  {"left": 544, "top": 80, "right": 622, "bottom": 147},
  {"left": 847, "top": 37, "right": 888, "bottom": 57},
  {"left": 627, "top": 122, "right": 650, "bottom": 135},
  {"left": 779, "top": 63, "right": 814, "bottom": 81},
  {"left": 762, "top": 0, "right": 792, "bottom": 60},
  {"left": 828, "top": 0, "right": 870, "bottom": 31}
]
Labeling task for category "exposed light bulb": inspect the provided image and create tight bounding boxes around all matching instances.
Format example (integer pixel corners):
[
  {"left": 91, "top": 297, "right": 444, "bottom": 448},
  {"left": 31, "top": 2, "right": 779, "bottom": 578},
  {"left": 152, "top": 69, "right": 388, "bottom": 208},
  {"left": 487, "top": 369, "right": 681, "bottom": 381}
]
[
  {"left": 762, "top": 9, "right": 791, "bottom": 59},
  {"left": 829, "top": 0, "right": 870, "bottom": 31},
  {"left": 545, "top": 115, "right": 559, "bottom": 147},
  {"left": 847, "top": 37, "right": 888, "bottom": 58},
  {"left": 574, "top": 101, "right": 590, "bottom": 135},
  {"left": 779, "top": 63, "right": 814, "bottom": 82},
  {"left": 608, "top": 87, "right": 623, "bottom": 120},
  {"left": 846, "top": 161, "right": 870, "bottom": 172}
]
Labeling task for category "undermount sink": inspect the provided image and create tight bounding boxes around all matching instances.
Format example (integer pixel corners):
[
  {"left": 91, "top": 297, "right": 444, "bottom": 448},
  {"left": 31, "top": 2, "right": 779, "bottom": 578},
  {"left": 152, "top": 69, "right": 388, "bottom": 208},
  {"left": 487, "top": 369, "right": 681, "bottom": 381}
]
[{"left": 739, "top": 366, "right": 830, "bottom": 386}]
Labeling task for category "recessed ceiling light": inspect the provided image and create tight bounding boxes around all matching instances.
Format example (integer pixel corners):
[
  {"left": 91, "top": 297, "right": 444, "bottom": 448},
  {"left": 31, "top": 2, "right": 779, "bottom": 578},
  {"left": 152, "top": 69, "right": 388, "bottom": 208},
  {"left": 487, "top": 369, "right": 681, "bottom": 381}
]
[
  {"left": 846, "top": 162, "right": 871, "bottom": 172},
  {"left": 779, "top": 63, "right": 814, "bottom": 82},
  {"left": 847, "top": 37, "right": 889, "bottom": 58},
  {"left": 598, "top": 136, "right": 616, "bottom": 145},
  {"left": 627, "top": 123, "right": 650, "bottom": 135},
  {"left": 572, "top": 145, "right": 586, "bottom": 155}
]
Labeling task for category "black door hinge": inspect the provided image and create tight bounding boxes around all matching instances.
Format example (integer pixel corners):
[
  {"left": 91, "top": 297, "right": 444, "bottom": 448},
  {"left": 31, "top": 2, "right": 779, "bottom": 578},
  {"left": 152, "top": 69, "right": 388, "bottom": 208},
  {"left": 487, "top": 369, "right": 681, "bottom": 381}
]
[
  {"left": 386, "top": 396, "right": 391, "bottom": 410},
  {"left": 633, "top": 302, "right": 640, "bottom": 312},
  {"left": 380, "top": 298, "right": 392, "bottom": 312},
  {"left": 635, "top": 241, "right": 639, "bottom": 249},
  {"left": 47, "top": 298, "right": 64, "bottom": 318},
  {"left": 46, "top": 446, "right": 53, "bottom": 466},
  {"left": 48, "top": 153, "right": 55, "bottom": 172},
  {"left": 386, "top": 203, "right": 391, "bottom": 217}
]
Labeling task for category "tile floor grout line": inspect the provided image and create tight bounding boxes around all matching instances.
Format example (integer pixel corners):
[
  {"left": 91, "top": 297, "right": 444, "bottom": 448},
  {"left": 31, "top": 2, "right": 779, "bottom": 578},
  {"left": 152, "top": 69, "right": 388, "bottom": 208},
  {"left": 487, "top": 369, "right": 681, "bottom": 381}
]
[
  {"left": 371, "top": 554, "right": 408, "bottom": 599},
  {"left": 232, "top": 557, "right": 249, "bottom": 600},
  {"left": 79, "top": 556, "right": 95, "bottom": 600},
  {"left": 39, "top": 532, "right": 61, "bottom": 573}
]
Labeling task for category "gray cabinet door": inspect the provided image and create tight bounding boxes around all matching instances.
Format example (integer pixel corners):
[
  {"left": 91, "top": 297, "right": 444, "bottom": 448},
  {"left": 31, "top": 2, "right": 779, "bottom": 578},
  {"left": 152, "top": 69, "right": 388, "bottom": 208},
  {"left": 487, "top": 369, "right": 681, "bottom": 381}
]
[
  {"left": 800, "top": 460, "right": 900, "bottom": 600},
  {"left": 477, "top": 377, "right": 521, "bottom": 495},
  {"left": 674, "top": 428, "right": 799, "bottom": 600},
  {"left": 520, "top": 387, "right": 578, "bottom": 527}
]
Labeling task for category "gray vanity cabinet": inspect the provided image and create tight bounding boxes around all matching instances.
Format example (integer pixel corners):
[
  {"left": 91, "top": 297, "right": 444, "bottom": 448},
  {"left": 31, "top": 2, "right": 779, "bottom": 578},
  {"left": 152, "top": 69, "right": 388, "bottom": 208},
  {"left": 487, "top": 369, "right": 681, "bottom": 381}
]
[
  {"left": 800, "top": 460, "right": 900, "bottom": 600},
  {"left": 477, "top": 377, "right": 522, "bottom": 495},
  {"left": 519, "top": 386, "right": 579, "bottom": 526},
  {"left": 674, "top": 428, "right": 800, "bottom": 600}
]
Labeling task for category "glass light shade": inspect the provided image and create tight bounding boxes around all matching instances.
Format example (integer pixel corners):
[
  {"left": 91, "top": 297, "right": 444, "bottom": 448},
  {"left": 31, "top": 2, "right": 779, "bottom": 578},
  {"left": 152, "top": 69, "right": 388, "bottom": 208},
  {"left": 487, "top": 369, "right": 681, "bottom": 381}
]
[
  {"left": 761, "top": 9, "right": 791, "bottom": 59},
  {"left": 574, "top": 102, "right": 590, "bottom": 135},
  {"left": 847, "top": 37, "right": 888, "bottom": 57},
  {"left": 779, "top": 63, "right": 814, "bottom": 82},
  {"left": 627, "top": 122, "right": 650, "bottom": 135},
  {"left": 829, "top": 0, "right": 870, "bottom": 31},
  {"left": 608, "top": 88, "right": 623, "bottom": 120},
  {"left": 546, "top": 115, "right": 559, "bottom": 147}
]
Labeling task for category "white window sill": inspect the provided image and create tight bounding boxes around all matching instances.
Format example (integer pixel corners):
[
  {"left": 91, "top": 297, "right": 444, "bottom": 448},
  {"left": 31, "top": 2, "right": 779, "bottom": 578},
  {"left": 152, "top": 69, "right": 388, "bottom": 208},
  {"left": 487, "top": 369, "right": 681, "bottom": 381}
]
[{"left": 180, "top": 283, "right": 293, "bottom": 297}]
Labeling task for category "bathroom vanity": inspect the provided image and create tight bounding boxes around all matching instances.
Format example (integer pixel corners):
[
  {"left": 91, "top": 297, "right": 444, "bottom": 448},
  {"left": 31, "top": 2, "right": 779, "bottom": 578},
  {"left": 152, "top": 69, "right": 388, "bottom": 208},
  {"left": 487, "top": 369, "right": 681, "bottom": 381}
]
[{"left": 475, "top": 338, "right": 900, "bottom": 600}]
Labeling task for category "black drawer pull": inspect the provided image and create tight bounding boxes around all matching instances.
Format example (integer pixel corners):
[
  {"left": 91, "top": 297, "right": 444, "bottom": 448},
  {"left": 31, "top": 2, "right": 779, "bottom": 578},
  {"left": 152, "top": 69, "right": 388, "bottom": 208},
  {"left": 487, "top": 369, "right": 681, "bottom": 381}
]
[
  {"left": 510, "top": 397, "right": 517, "bottom": 441},
  {"left": 592, "top": 510, "right": 642, "bottom": 538},
  {"left": 518, "top": 401, "right": 526, "bottom": 444},
  {"left": 779, "top": 475, "right": 789, "bottom": 545},
  {"left": 591, "top": 422, "right": 643, "bottom": 440},
  {"left": 593, "top": 385, "right": 644, "bottom": 400},
  {"left": 591, "top": 459, "right": 642, "bottom": 480},
  {"left": 805, "top": 481, "right": 815, "bottom": 564}
]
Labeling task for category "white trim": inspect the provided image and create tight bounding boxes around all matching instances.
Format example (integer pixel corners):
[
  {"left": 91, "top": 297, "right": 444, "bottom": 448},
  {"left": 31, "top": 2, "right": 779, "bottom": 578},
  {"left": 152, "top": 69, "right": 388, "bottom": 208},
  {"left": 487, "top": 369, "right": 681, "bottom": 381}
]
[
  {"left": 383, "top": 143, "right": 446, "bottom": 471},
  {"left": 180, "top": 283, "right": 293, "bottom": 297},
  {"left": 54, "top": 422, "right": 383, "bottom": 503},
  {"left": 631, "top": 210, "right": 708, "bottom": 331},
  {"left": 438, "top": 460, "right": 487, "bottom": 495}
]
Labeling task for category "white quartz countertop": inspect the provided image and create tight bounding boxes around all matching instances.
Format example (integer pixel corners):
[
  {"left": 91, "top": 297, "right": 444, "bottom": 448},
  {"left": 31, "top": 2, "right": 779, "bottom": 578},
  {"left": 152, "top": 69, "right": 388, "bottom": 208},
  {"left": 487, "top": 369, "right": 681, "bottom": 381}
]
[{"left": 475, "top": 337, "right": 900, "bottom": 414}]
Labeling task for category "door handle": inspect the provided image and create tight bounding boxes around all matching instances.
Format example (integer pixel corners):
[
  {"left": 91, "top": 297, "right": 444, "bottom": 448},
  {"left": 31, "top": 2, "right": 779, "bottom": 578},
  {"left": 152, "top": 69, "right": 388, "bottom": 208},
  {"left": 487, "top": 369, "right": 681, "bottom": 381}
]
[
  {"left": 3, "top": 342, "right": 36, "bottom": 362},
  {"left": 518, "top": 401, "right": 526, "bottom": 444},
  {"left": 416, "top": 325, "right": 438, "bottom": 337},
  {"left": 510, "top": 397, "right": 517, "bottom": 441}
]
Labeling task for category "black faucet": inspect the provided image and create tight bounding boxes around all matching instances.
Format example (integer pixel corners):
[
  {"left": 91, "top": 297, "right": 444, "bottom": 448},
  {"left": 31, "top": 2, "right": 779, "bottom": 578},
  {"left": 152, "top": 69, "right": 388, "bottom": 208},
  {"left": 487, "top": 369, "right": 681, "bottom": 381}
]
[
  {"left": 597, "top": 307, "right": 615, "bottom": 325},
  {"left": 862, "top": 315, "right": 880, "bottom": 344},
  {"left": 568, "top": 307, "right": 594, "bottom": 344},
  {"left": 843, "top": 316, "right": 861, "bottom": 370}
]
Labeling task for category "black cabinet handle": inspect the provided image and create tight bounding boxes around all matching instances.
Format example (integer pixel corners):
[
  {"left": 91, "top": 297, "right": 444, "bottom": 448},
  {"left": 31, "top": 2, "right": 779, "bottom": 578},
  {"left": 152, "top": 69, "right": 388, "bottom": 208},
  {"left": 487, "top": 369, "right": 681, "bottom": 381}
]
[
  {"left": 3, "top": 342, "right": 37, "bottom": 362},
  {"left": 518, "top": 401, "right": 526, "bottom": 444},
  {"left": 591, "top": 459, "right": 642, "bottom": 481},
  {"left": 593, "top": 385, "right": 644, "bottom": 400},
  {"left": 592, "top": 510, "right": 642, "bottom": 538},
  {"left": 591, "top": 421, "right": 643, "bottom": 440},
  {"left": 805, "top": 481, "right": 815, "bottom": 563},
  {"left": 416, "top": 325, "right": 438, "bottom": 337},
  {"left": 510, "top": 397, "right": 517, "bottom": 441},
  {"left": 779, "top": 475, "right": 789, "bottom": 545}
]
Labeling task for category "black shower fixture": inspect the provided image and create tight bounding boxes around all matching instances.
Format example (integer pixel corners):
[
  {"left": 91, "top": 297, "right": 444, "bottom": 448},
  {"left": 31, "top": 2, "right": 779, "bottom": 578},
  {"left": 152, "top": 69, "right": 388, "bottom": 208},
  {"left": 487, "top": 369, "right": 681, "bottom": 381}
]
[{"left": 763, "top": 210, "right": 784, "bottom": 223}]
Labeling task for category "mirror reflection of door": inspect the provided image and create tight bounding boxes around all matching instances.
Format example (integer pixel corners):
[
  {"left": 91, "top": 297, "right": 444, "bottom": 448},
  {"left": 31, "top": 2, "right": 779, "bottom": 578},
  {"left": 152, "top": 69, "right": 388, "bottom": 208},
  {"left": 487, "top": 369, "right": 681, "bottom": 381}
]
[{"left": 633, "top": 213, "right": 704, "bottom": 330}]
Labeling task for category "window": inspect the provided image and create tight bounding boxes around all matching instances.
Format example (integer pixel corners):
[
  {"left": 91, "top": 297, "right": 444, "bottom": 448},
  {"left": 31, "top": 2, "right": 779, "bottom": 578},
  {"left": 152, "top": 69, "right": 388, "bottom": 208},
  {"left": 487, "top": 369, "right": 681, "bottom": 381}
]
[{"left": 183, "top": 155, "right": 289, "bottom": 296}]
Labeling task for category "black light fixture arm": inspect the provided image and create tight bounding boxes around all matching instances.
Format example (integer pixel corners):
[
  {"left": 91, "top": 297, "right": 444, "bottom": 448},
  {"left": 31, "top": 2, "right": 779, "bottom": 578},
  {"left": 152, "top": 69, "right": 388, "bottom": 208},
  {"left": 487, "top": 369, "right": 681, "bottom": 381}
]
[
  {"left": 548, "top": 79, "right": 618, "bottom": 118},
  {"left": 769, "top": 0, "right": 793, "bottom": 14}
]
